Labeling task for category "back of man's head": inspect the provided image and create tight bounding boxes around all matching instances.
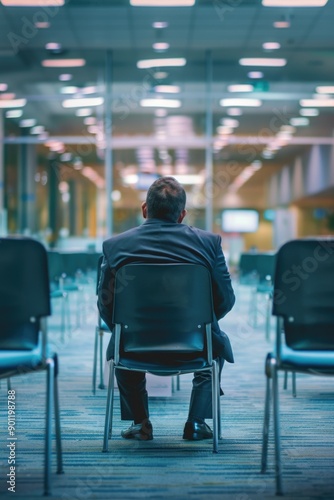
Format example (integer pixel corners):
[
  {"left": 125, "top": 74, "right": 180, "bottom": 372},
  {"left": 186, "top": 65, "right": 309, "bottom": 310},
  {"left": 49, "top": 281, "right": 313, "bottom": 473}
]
[{"left": 146, "top": 176, "right": 186, "bottom": 222}]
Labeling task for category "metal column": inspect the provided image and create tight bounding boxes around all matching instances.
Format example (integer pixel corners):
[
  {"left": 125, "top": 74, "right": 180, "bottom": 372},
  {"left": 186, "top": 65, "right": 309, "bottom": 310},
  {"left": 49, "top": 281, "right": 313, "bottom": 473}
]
[
  {"left": 105, "top": 50, "right": 113, "bottom": 237},
  {"left": 205, "top": 50, "right": 213, "bottom": 233}
]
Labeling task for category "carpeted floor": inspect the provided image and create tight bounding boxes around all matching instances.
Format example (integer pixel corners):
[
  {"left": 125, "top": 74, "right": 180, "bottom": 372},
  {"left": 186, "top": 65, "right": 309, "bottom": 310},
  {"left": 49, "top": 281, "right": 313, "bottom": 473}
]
[{"left": 1, "top": 281, "right": 334, "bottom": 499}]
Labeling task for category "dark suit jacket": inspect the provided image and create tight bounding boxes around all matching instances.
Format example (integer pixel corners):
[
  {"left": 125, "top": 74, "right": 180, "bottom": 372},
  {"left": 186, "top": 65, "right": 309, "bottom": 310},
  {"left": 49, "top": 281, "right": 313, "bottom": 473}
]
[{"left": 97, "top": 218, "right": 235, "bottom": 361}]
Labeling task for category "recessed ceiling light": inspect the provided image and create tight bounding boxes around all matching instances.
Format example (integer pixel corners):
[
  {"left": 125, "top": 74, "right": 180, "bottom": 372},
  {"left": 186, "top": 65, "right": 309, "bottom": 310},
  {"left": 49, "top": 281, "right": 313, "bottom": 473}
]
[
  {"left": 59, "top": 74, "right": 73, "bottom": 81},
  {"left": 247, "top": 71, "right": 264, "bottom": 79},
  {"left": 42, "top": 59, "right": 86, "bottom": 68},
  {"left": 34, "top": 22, "right": 50, "bottom": 28},
  {"left": 31, "top": 125, "right": 45, "bottom": 135},
  {"left": 19, "top": 119, "right": 36, "bottom": 127},
  {"left": 154, "top": 85, "right": 180, "bottom": 93},
  {"left": 0, "top": 83, "right": 8, "bottom": 91},
  {"left": 130, "top": 0, "right": 195, "bottom": 5},
  {"left": 262, "top": 42, "right": 281, "bottom": 50},
  {"left": 45, "top": 42, "right": 62, "bottom": 51},
  {"left": 290, "top": 117, "right": 310, "bottom": 126},
  {"left": 152, "top": 21, "right": 169, "bottom": 28},
  {"left": 227, "top": 84, "right": 254, "bottom": 92},
  {"left": 60, "top": 86, "right": 78, "bottom": 94},
  {"left": 1, "top": 0, "right": 64, "bottom": 5},
  {"left": 153, "top": 42, "right": 170, "bottom": 51},
  {"left": 0, "top": 99, "right": 26, "bottom": 108},
  {"left": 273, "top": 21, "right": 290, "bottom": 28},
  {"left": 300, "top": 98, "right": 334, "bottom": 107},
  {"left": 140, "top": 98, "right": 181, "bottom": 108},
  {"left": 137, "top": 58, "right": 186, "bottom": 69},
  {"left": 5, "top": 109, "right": 23, "bottom": 118},
  {"left": 227, "top": 108, "right": 243, "bottom": 116},
  {"left": 263, "top": 0, "right": 327, "bottom": 6},
  {"left": 316, "top": 86, "right": 334, "bottom": 94},
  {"left": 220, "top": 98, "right": 262, "bottom": 107},
  {"left": 300, "top": 108, "right": 319, "bottom": 116},
  {"left": 62, "top": 97, "right": 104, "bottom": 108},
  {"left": 153, "top": 71, "right": 169, "bottom": 79},
  {"left": 75, "top": 108, "right": 92, "bottom": 117},
  {"left": 239, "top": 58, "right": 286, "bottom": 67},
  {"left": 221, "top": 118, "right": 239, "bottom": 127}
]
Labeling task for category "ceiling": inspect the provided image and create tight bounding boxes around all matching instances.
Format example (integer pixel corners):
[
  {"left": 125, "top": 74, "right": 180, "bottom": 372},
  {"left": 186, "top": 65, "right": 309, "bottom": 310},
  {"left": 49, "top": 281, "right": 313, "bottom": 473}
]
[{"left": 1, "top": 0, "right": 334, "bottom": 204}]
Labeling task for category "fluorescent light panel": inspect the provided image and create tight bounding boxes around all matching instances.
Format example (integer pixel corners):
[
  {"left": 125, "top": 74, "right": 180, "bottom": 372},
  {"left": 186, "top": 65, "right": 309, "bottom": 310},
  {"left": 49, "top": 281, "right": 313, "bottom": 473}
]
[
  {"left": 263, "top": 0, "right": 327, "bottom": 6},
  {"left": 42, "top": 59, "right": 86, "bottom": 68},
  {"left": 0, "top": 99, "right": 26, "bottom": 108},
  {"left": 130, "top": 0, "right": 195, "bottom": 5},
  {"left": 300, "top": 108, "right": 319, "bottom": 116},
  {"left": 140, "top": 98, "right": 181, "bottom": 108},
  {"left": 228, "top": 84, "right": 253, "bottom": 92},
  {"left": 239, "top": 58, "right": 286, "bottom": 67},
  {"left": 62, "top": 97, "right": 104, "bottom": 108},
  {"left": 153, "top": 42, "right": 170, "bottom": 50},
  {"left": 300, "top": 98, "right": 334, "bottom": 107},
  {"left": 316, "top": 86, "right": 334, "bottom": 94},
  {"left": 154, "top": 85, "right": 180, "bottom": 93},
  {"left": 137, "top": 58, "right": 186, "bottom": 69},
  {"left": 5, "top": 109, "right": 23, "bottom": 118},
  {"left": 262, "top": 42, "right": 281, "bottom": 50},
  {"left": 220, "top": 98, "right": 262, "bottom": 107},
  {"left": 1, "top": 0, "right": 64, "bottom": 5}
]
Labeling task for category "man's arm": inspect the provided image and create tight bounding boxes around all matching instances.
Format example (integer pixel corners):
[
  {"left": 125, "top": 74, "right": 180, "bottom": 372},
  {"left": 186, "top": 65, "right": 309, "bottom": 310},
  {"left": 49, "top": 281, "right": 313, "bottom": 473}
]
[
  {"left": 97, "top": 254, "right": 115, "bottom": 330},
  {"left": 211, "top": 236, "right": 235, "bottom": 320}
]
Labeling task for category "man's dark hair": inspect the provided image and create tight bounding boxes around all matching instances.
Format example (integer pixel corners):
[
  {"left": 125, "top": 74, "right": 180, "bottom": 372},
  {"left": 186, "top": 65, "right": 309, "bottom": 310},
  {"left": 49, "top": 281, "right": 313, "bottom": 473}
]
[{"left": 146, "top": 176, "right": 186, "bottom": 222}]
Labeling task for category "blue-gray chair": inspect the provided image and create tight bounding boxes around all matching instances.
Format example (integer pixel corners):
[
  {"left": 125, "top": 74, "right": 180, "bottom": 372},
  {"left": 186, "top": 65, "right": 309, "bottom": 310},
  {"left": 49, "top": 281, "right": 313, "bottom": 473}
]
[
  {"left": 261, "top": 238, "right": 334, "bottom": 495},
  {"left": 102, "top": 263, "right": 221, "bottom": 454},
  {"left": 0, "top": 237, "right": 64, "bottom": 496}
]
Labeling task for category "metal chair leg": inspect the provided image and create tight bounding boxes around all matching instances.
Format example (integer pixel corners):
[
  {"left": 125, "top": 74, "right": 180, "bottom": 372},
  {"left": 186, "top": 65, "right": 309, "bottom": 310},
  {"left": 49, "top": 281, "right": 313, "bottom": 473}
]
[
  {"left": 292, "top": 371, "right": 297, "bottom": 398},
  {"left": 92, "top": 327, "right": 99, "bottom": 394},
  {"left": 44, "top": 358, "right": 54, "bottom": 496},
  {"left": 283, "top": 370, "right": 288, "bottom": 390},
  {"left": 103, "top": 360, "right": 115, "bottom": 452},
  {"left": 261, "top": 375, "right": 271, "bottom": 473},
  {"left": 98, "top": 330, "right": 106, "bottom": 390},
  {"left": 53, "top": 372, "right": 64, "bottom": 475},
  {"left": 272, "top": 362, "right": 283, "bottom": 496},
  {"left": 212, "top": 361, "right": 219, "bottom": 454}
]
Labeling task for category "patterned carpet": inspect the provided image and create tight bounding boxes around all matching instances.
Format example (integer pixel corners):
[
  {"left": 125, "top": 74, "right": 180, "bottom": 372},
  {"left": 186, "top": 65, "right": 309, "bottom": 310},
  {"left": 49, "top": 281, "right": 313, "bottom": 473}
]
[{"left": 1, "top": 281, "right": 334, "bottom": 499}]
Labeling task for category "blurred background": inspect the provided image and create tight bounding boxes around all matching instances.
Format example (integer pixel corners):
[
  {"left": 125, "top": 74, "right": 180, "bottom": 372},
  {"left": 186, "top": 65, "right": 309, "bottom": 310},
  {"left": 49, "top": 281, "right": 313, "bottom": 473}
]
[{"left": 0, "top": 0, "right": 333, "bottom": 264}]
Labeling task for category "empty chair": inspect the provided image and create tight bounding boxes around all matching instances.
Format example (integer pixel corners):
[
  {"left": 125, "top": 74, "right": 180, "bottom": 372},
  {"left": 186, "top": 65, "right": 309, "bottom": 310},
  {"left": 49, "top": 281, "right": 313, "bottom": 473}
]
[
  {"left": 102, "top": 263, "right": 221, "bottom": 453},
  {"left": 261, "top": 238, "right": 334, "bottom": 495},
  {"left": 0, "top": 237, "right": 63, "bottom": 496}
]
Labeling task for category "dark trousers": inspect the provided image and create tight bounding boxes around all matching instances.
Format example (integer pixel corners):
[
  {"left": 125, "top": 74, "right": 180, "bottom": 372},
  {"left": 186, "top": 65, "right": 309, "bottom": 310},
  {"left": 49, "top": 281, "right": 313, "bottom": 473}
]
[{"left": 115, "top": 358, "right": 224, "bottom": 423}]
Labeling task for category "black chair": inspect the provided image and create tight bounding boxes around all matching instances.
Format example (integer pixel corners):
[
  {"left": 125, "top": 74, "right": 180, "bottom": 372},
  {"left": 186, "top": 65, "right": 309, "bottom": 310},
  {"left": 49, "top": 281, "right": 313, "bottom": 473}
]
[
  {"left": 261, "top": 238, "right": 334, "bottom": 495},
  {"left": 0, "top": 237, "right": 63, "bottom": 496},
  {"left": 102, "top": 263, "right": 221, "bottom": 453}
]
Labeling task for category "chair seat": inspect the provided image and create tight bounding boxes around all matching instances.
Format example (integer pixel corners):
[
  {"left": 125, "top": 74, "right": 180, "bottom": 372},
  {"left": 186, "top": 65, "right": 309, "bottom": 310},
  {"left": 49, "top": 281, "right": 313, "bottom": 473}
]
[
  {"left": 0, "top": 333, "right": 44, "bottom": 373},
  {"left": 118, "top": 355, "right": 209, "bottom": 373},
  {"left": 279, "top": 344, "right": 334, "bottom": 372}
]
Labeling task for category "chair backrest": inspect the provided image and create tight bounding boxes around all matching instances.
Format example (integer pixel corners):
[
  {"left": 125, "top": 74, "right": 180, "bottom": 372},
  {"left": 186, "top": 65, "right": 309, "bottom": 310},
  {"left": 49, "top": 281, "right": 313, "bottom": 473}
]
[
  {"left": 112, "top": 264, "right": 213, "bottom": 355},
  {"left": 0, "top": 237, "right": 51, "bottom": 350},
  {"left": 272, "top": 238, "right": 334, "bottom": 350}
]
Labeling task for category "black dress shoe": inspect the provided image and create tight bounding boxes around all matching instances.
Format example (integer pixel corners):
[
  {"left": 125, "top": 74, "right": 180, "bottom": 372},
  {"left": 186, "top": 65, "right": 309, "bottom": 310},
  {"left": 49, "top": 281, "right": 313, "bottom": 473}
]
[
  {"left": 182, "top": 420, "right": 213, "bottom": 441},
  {"left": 121, "top": 419, "right": 153, "bottom": 441}
]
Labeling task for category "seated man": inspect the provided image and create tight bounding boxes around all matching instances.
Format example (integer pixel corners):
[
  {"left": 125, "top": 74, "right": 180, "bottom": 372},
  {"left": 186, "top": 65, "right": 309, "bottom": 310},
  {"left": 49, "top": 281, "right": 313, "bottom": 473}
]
[{"left": 98, "top": 176, "right": 235, "bottom": 441}]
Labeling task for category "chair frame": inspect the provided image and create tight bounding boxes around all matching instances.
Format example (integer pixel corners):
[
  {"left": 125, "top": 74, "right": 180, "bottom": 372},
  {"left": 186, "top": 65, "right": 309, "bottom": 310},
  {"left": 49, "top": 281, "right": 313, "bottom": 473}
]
[
  {"left": 101, "top": 263, "right": 221, "bottom": 454},
  {"left": 0, "top": 238, "right": 64, "bottom": 496},
  {"left": 260, "top": 238, "right": 334, "bottom": 496}
]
